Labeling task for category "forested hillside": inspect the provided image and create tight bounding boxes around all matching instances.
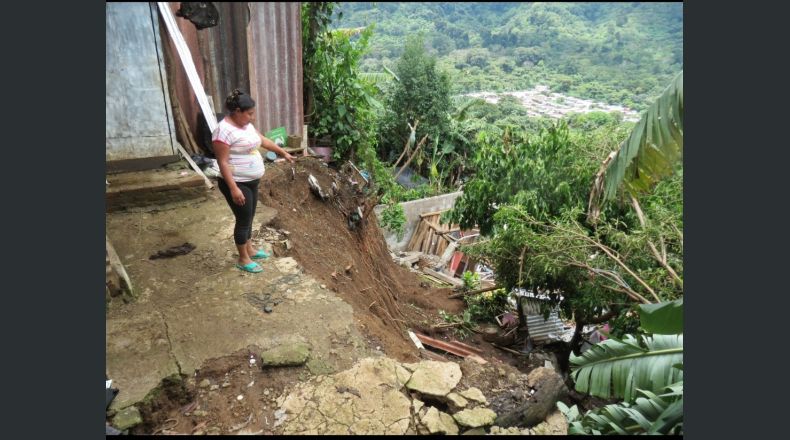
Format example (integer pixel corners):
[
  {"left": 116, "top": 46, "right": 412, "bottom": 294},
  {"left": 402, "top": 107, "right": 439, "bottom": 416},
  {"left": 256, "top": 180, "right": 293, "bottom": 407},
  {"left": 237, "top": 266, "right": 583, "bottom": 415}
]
[{"left": 334, "top": 2, "right": 683, "bottom": 110}]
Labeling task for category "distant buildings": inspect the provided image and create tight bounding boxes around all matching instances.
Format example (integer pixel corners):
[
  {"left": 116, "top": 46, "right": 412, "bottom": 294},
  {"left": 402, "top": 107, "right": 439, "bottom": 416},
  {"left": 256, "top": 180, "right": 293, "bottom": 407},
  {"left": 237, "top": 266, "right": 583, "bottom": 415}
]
[{"left": 463, "top": 86, "right": 641, "bottom": 122}]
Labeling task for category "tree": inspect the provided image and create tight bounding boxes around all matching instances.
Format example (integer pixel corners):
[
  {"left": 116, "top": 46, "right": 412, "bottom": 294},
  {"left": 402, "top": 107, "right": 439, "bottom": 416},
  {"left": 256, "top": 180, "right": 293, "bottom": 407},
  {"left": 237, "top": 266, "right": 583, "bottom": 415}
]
[
  {"left": 378, "top": 35, "right": 452, "bottom": 168},
  {"left": 447, "top": 118, "right": 682, "bottom": 359}
]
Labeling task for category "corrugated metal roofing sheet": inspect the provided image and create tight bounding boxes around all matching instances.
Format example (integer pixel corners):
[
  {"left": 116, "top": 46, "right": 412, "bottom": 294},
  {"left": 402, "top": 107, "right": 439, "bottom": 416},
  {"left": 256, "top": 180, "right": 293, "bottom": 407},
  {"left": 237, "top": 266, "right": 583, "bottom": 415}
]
[{"left": 247, "top": 2, "right": 304, "bottom": 136}]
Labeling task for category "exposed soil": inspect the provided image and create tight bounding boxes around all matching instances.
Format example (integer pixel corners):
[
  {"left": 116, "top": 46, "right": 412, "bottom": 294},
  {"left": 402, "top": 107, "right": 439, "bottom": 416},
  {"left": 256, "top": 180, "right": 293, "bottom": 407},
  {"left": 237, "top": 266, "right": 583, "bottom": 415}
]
[
  {"left": 259, "top": 158, "right": 465, "bottom": 362},
  {"left": 132, "top": 348, "right": 307, "bottom": 435}
]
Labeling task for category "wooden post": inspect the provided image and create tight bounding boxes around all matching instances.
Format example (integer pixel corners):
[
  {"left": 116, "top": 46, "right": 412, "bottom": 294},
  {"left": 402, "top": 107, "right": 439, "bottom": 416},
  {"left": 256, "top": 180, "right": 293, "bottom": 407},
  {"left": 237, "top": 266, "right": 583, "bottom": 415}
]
[{"left": 106, "top": 235, "right": 134, "bottom": 299}]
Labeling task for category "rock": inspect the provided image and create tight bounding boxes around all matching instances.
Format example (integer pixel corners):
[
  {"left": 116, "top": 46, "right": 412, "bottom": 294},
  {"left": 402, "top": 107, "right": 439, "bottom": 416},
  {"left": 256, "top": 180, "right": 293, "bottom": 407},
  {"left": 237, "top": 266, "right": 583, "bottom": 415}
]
[
  {"left": 459, "top": 387, "right": 488, "bottom": 404},
  {"left": 306, "top": 358, "right": 334, "bottom": 375},
  {"left": 412, "top": 398, "right": 425, "bottom": 414},
  {"left": 193, "top": 410, "right": 209, "bottom": 417},
  {"left": 264, "top": 389, "right": 270, "bottom": 396},
  {"left": 278, "top": 357, "right": 412, "bottom": 435},
  {"left": 462, "top": 427, "right": 488, "bottom": 435},
  {"left": 453, "top": 408, "right": 498, "bottom": 428},
  {"left": 237, "top": 395, "right": 244, "bottom": 401},
  {"left": 445, "top": 392, "right": 469, "bottom": 409},
  {"left": 207, "top": 427, "right": 221, "bottom": 435},
  {"left": 112, "top": 406, "right": 142, "bottom": 431},
  {"left": 260, "top": 342, "right": 311, "bottom": 367},
  {"left": 494, "top": 367, "right": 568, "bottom": 428},
  {"left": 209, "top": 384, "right": 219, "bottom": 391},
  {"left": 404, "top": 360, "right": 463, "bottom": 397},
  {"left": 530, "top": 409, "right": 569, "bottom": 435},
  {"left": 199, "top": 379, "right": 211, "bottom": 388},
  {"left": 222, "top": 382, "right": 230, "bottom": 388},
  {"left": 489, "top": 425, "right": 525, "bottom": 435},
  {"left": 419, "top": 407, "right": 459, "bottom": 435}
]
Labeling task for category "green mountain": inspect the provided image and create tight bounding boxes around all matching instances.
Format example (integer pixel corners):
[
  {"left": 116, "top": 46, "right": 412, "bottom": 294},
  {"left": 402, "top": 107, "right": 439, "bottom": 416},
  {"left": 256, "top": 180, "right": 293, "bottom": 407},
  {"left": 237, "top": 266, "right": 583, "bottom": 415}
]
[{"left": 334, "top": 2, "right": 683, "bottom": 111}]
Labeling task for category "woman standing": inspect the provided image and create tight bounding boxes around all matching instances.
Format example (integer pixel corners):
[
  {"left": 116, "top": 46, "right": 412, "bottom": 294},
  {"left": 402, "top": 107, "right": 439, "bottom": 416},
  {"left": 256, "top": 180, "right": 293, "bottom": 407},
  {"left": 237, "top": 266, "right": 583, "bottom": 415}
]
[{"left": 212, "top": 89, "right": 295, "bottom": 273}]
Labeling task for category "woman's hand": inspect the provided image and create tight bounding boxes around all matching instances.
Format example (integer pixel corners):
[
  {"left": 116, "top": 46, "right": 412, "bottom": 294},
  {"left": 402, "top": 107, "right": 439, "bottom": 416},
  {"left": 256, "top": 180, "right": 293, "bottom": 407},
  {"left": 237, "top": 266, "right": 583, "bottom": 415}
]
[
  {"left": 231, "top": 186, "right": 246, "bottom": 205},
  {"left": 284, "top": 152, "right": 296, "bottom": 163}
]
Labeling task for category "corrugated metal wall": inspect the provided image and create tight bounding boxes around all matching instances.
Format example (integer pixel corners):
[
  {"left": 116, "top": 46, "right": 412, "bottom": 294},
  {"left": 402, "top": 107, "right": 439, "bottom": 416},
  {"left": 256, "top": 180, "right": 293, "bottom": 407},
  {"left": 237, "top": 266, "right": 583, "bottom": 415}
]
[
  {"left": 247, "top": 2, "right": 304, "bottom": 136},
  {"left": 106, "top": 2, "right": 176, "bottom": 161},
  {"left": 199, "top": 2, "right": 250, "bottom": 112}
]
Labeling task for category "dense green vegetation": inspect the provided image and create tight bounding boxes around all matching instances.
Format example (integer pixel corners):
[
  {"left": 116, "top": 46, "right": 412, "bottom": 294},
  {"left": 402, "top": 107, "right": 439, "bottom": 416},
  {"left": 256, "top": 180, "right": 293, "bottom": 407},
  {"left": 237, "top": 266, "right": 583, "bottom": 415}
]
[{"left": 334, "top": 2, "right": 682, "bottom": 111}]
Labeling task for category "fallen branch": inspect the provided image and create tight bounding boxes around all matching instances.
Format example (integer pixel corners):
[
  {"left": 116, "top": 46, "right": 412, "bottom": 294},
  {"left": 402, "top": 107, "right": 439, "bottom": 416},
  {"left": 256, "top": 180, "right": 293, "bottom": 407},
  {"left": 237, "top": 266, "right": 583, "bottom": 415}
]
[
  {"left": 629, "top": 195, "right": 683, "bottom": 287},
  {"left": 394, "top": 134, "right": 428, "bottom": 180}
]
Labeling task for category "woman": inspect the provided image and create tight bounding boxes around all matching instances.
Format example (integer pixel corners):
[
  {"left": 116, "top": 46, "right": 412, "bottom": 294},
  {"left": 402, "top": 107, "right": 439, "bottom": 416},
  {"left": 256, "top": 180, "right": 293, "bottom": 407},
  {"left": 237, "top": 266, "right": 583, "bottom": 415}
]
[{"left": 212, "top": 89, "right": 295, "bottom": 273}]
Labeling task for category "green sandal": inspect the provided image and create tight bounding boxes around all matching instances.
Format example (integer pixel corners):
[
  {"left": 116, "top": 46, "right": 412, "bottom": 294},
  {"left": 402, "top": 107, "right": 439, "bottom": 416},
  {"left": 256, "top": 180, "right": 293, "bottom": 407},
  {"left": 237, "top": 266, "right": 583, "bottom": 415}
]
[
  {"left": 251, "top": 249, "right": 270, "bottom": 260},
  {"left": 236, "top": 262, "right": 263, "bottom": 273}
]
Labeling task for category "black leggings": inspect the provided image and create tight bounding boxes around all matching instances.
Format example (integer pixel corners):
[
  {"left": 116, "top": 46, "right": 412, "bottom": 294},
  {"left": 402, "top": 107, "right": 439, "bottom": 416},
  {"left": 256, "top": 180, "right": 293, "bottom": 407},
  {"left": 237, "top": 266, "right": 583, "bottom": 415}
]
[{"left": 217, "top": 178, "right": 260, "bottom": 245}]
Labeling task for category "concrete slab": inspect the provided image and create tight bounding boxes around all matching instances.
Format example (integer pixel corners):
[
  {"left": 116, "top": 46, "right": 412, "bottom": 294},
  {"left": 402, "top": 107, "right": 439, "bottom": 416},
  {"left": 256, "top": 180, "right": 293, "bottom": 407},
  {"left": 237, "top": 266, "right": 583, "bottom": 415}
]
[
  {"left": 106, "top": 192, "right": 371, "bottom": 412},
  {"left": 106, "top": 169, "right": 208, "bottom": 212}
]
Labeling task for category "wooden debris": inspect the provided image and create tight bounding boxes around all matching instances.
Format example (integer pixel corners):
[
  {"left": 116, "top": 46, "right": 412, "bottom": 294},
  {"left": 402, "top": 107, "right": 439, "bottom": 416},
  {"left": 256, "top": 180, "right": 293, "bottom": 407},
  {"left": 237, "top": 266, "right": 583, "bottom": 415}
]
[
  {"left": 414, "top": 332, "right": 487, "bottom": 364},
  {"left": 422, "top": 268, "right": 464, "bottom": 287},
  {"left": 408, "top": 330, "right": 425, "bottom": 350},
  {"left": 308, "top": 174, "right": 327, "bottom": 200}
]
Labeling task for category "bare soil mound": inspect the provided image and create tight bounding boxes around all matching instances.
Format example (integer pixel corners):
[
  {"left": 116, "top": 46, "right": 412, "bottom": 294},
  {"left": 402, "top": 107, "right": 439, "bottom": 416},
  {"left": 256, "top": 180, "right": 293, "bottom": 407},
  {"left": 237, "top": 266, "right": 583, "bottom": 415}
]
[{"left": 259, "top": 159, "right": 465, "bottom": 361}]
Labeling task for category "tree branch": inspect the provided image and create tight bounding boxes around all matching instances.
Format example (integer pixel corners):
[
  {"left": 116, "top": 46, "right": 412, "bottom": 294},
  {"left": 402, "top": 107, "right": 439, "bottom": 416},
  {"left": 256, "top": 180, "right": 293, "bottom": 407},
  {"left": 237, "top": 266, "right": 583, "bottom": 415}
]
[{"left": 630, "top": 195, "right": 683, "bottom": 288}]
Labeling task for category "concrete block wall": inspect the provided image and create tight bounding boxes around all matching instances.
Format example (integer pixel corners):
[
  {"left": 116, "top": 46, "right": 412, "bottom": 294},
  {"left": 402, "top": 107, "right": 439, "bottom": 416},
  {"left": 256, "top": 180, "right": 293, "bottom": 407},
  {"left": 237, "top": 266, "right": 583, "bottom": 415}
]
[{"left": 373, "top": 191, "right": 463, "bottom": 252}]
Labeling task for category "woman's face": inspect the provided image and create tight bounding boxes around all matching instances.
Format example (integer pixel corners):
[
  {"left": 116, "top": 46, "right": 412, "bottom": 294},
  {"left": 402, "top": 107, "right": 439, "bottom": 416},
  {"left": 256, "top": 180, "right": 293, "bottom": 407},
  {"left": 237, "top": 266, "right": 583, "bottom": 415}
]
[{"left": 233, "top": 108, "right": 255, "bottom": 126}]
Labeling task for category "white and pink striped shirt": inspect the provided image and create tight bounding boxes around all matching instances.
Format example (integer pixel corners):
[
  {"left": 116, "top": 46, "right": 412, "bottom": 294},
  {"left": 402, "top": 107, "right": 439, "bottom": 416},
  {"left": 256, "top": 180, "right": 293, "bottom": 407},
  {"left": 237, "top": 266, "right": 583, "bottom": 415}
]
[{"left": 212, "top": 118, "right": 265, "bottom": 182}]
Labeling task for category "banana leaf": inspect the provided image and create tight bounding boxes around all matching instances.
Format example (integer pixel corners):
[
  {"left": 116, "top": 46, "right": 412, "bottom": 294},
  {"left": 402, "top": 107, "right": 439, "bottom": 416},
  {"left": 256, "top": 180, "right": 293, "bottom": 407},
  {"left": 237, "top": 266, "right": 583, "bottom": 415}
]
[
  {"left": 570, "top": 334, "right": 683, "bottom": 402},
  {"left": 639, "top": 298, "right": 683, "bottom": 334},
  {"left": 559, "top": 382, "right": 683, "bottom": 435},
  {"left": 588, "top": 71, "right": 683, "bottom": 218}
]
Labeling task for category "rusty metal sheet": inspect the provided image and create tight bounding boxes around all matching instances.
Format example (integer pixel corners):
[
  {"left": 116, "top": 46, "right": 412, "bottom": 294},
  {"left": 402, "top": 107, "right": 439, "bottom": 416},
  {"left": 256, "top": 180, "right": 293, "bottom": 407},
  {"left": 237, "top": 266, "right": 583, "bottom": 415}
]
[
  {"left": 247, "top": 2, "right": 304, "bottom": 136},
  {"left": 199, "top": 2, "right": 250, "bottom": 111}
]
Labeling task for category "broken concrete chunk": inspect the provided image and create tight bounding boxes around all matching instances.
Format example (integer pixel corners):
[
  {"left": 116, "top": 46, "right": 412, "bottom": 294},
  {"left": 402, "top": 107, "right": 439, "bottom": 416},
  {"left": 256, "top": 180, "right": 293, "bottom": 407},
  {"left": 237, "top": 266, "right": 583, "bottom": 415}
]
[
  {"left": 260, "top": 342, "right": 311, "bottom": 367},
  {"left": 420, "top": 407, "right": 459, "bottom": 435},
  {"left": 395, "top": 364, "right": 412, "bottom": 385},
  {"left": 404, "top": 360, "right": 462, "bottom": 397},
  {"left": 462, "top": 427, "right": 488, "bottom": 435},
  {"left": 402, "top": 362, "right": 420, "bottom": 372},
  {"left": 459, "top": 387, "right": 488, "bottom": 404},
  {"left": 530, "top": 409, "right": 569, "bottom": 435},
  {"left": 453, "top": 407, "right": 498, "bottom": 428},
  {"left": 112, "top": 406, "right": 143, "bottom": 431},
  {"left": 489, "top": 425, "right": 526, "bottom": 435},
  {"left": 445, "top": 392, "right": 469, "bottom": 409},
  {"left": 412, "top": 398, "right": 425, "bottom": 414}
]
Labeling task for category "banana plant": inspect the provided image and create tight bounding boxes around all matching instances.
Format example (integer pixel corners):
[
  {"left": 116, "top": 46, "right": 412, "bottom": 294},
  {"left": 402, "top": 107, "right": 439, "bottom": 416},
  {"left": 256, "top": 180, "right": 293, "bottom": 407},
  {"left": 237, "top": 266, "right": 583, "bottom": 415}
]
[
  {"left": 558, "top": 380, "right": 683, "bottom": 435},
  {"left": 588, "top": 71, "right": 683, "bottom": 223},
  {"left": 560, "top": 298, "right": 683, "bottom": 435}
]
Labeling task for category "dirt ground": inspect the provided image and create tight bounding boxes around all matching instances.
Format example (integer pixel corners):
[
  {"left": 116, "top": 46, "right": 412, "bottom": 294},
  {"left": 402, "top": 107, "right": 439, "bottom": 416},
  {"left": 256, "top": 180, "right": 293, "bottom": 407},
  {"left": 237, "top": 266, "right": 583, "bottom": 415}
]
[{"left": 258, "top": 158, "right": 466, "bottom": 362}]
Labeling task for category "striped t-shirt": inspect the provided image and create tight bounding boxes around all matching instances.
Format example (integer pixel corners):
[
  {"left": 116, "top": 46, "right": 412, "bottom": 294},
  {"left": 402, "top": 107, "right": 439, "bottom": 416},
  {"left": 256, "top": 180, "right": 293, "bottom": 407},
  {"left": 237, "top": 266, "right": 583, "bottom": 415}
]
[{"left": 212, "top": 118, "right": 265, "bottom": 182}]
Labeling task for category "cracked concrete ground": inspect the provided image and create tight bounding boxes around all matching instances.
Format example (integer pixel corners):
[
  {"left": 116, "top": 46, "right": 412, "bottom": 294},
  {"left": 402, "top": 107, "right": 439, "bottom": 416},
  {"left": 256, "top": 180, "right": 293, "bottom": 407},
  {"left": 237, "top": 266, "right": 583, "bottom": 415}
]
[{"left": 106, "top": 192, "right": 372, "bottom": 411}]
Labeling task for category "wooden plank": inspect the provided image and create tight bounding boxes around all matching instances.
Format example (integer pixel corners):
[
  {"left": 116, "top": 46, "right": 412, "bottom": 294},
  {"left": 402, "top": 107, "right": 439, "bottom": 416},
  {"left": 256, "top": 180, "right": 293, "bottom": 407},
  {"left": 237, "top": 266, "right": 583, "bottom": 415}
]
[
  {"left": 106, "top": 235, "right": 134, "bottom": 297},
  {"left": 422, "top": 268, "right": 464, "bottom": 287},
  {"left": 174, "top": 141, "right": 214, "bottom": 189},
  {"left": 408, "top": 331, "right": 425, "bottom": 349}
]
